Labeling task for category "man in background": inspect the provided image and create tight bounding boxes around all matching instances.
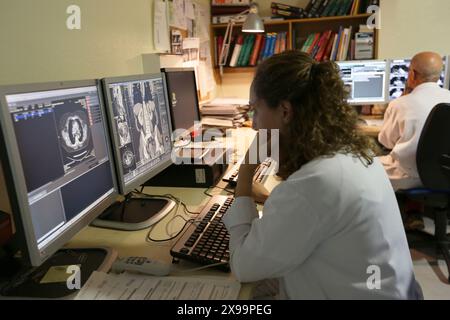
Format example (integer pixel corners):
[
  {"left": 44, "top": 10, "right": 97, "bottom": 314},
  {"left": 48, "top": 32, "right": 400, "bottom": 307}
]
[{"left": 378, "top": 52, "right": 450, "bottom": 230}]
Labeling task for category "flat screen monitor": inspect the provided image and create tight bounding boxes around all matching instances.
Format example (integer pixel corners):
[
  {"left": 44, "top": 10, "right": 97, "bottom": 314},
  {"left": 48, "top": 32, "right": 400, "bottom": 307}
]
[
  {"left": 336, "top": 60, "right": 388, "bottom": 105},
  {"left": 389, "top": 56, "right": 449, "bottom": 100},
  {"left": 102, "top": 74, "right": 173, "bottom": 195},
  {"left": 161, "top": 68, "right": 201, "bottom": 138},
  {"left": 0, "top": 80, "right": 118, "bottom": 266}
]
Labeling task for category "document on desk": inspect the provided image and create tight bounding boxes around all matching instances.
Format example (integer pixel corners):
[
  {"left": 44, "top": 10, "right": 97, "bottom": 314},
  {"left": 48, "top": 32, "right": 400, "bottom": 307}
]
[{"left": 75, "top": 272, "right": 241, "bottom": 300}]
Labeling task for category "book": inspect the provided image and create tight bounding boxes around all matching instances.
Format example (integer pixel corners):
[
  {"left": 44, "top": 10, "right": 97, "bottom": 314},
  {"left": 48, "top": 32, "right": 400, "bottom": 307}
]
[
  {"left": 308, "top": 0, "right": 325, "bottom": 18},
  {"left": 280, "top": 32, "right": 287, "bottom": 53},
  {"left": 336, "top": 0, "right": 349, "bottom": 15},
  {"left": 249, "top": 34, "right": 263, "bottom": 66},
  {"left": 342, "top": 25, "right": 353, "bottom": 60},
  {"left": 343, "top": 0, "right": 355, "bottom": 15},
  {"left": 262, "top": 33, "right": 273, "bottom": 60},
  {"left": 315, "top": 30, "right": 333, "bottom": 61},
  {"left": 311, "top": 32, "right": 327, "bottom": 58},
  {"left": 229, "top": 35, "right": 244, "bottom": 67},
  {"left": 271, "top": 8, "right": 302, "bottom": 18},
  {"left": 274, "top": 33, "right": 282, "bottom": 54},
  {"left": 301, "top": 34, "right": 315, "bottom": 52},
  {"left": 304, "top": 0, "right": 319, "bottom": 15},
  {"left": 328, "top": 33, "right": 338, "bottom": 61},
  {"left": 307, "top": 33, "right": 321, "bottom": 55},
  {"left": 323, "top": 32, "right": 336, "bottom": 61},
  {"left": 331, "top": 26, "right": 343, "bottom": 61},
  {"left": 216, "top": 35, "right": 224, "bottom": 65},
  {"left": 321, "top": 0, "right": 336, "bottom": 16},
  {"left": 257, "top": 34, "right": 267, "bottom": 64},
  {"left": 241, "top": 34, "right": 255, "bottom": 66},
  {"left": 317, "top": 0, "right": 331, "bottom": 17},
  {"left": 226, "top": 36, "right": 236, "bottom": 66},
  {"left": 271, "top": 2, "right": 304, "bottom": 14},
  {"left": 268, "top": 33, "right": 277, "bottom": 58},
  {"left": 328, "top": 0, "right": 342, "bottom": 16},
  {"left": 236, "top": 35, "right": 250, "bottom": 66}
]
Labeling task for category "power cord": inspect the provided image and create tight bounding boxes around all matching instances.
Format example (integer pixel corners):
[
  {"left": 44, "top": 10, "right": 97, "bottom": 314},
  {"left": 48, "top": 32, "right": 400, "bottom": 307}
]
[{"left": 203, "top": 186, "right": 235, "bottom": 198}]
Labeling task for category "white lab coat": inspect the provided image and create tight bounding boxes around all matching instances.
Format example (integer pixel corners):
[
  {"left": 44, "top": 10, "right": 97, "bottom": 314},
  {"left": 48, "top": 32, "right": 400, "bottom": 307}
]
[
  {"left": 378, "top": 82, "right": 450, "bottom": 190},
  {"left": 223, "top": 154, "right": 421, "bottom": 300}
]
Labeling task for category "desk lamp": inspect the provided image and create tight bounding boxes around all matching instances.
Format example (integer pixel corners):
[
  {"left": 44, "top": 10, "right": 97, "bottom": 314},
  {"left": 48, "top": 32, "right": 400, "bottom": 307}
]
[{"left": 218, "top": 2, "right": 265, "bottom": 75}]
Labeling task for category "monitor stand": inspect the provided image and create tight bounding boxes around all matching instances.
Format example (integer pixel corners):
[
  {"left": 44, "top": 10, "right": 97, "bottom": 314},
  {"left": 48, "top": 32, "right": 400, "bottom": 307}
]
[
  {"left": 90, "top": 194, "right": 176, "bottom": 231},
  {"left": 0, "top": 247, "right": 117, "bottom": 299}
]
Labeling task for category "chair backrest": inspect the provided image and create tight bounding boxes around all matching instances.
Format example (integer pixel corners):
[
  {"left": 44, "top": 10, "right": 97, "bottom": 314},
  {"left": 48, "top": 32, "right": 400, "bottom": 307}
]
[{"left": 416, "top": 103, "right": 450, "bottom": 190}]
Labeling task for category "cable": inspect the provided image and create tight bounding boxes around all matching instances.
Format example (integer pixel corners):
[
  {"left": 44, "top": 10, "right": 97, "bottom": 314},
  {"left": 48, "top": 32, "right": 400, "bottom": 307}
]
[
  {"left": 134, "top": 190, "right": 201, "bottom": 215},
  {"left": 146, "top": 218, "right": 196, "bottom": 243},
  {"left": 204, "top": 186, "right": 235, "bottom": 198}
]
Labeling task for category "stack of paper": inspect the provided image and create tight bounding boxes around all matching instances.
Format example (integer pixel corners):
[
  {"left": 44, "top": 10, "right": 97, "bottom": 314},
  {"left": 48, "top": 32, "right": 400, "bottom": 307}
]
[
  {"left": 201, "top": 98, "right": 250, "bottom": 128},
  {"left": 75, "top": 271, "right": 241, "bottom": 300}
]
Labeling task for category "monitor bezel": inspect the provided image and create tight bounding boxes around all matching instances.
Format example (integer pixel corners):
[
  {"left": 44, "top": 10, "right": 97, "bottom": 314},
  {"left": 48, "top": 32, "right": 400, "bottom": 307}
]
[
  {"left": 101, "top": 73, "right": 174, "bottom": 195},
  {"left": 160, "top": 67, "right": 202, "bottom": 134},
  {"left": 336, "top": 59, "right": 389, "bottom": 105},
  {"left": 444, "top": 55, "right": 450, "bottom": 90},
  {"left": 0, "top": 79, "right": 119, "bottom": 267}
]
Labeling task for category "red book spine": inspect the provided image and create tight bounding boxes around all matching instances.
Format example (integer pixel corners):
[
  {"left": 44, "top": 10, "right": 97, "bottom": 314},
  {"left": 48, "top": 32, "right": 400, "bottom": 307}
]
[{"left": 249, "top": 34, "right": 263, "bottom": 66}]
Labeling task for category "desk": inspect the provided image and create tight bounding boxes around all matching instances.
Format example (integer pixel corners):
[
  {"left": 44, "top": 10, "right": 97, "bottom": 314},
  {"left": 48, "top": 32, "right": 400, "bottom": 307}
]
[{"left": 66, "top": 128, "right": 261, "bottom": 300}]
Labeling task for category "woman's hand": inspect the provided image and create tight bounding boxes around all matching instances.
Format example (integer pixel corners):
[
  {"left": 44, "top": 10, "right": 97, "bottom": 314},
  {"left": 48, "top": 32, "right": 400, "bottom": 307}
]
[
  {"left": 235, "top": 163, "right": 259, "bottom": 198},
  {"left": 252, "top": 181, "right": 269, "bottom": 204}
]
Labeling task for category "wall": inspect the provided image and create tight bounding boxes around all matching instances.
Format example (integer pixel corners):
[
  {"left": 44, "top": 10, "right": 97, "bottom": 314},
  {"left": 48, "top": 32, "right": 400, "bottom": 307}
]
[
  {"left": 378, "top": 0, "right": 450, "bottom": 59},
  {"left": 217, "top": 0, "right": 450, "bottom": 100},
  {"left": 0, "top": 0, "right": 209, "bottom": 86}
]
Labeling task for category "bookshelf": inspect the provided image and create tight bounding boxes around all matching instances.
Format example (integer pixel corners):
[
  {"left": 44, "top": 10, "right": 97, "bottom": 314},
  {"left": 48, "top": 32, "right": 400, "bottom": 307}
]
[{"left": 211, "top": 13, "right": 378, "bottom": 77}]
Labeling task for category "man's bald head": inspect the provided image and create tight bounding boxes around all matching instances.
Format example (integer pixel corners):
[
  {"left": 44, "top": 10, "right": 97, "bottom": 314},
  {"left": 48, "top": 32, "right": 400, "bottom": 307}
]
[{"left": 410, "top": 52, "right": 443, "bottom": 83}]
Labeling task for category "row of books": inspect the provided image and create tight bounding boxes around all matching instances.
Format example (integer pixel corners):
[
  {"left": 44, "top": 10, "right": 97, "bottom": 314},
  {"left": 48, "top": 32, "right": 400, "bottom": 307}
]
[
  {"left": 270, "top": 0, "right": 379, "bottom": 19},
  {"left": 299, "top": 26, "right": 358, "bottom": 62},
  {"left": 215, "top": 32, "right": 288, "bottom": 68}
]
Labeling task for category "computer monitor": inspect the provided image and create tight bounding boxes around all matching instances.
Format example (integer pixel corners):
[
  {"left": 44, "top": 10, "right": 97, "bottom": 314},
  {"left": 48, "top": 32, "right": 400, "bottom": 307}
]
[
  {"left": 336, "top": 60, "right": 388, "bottom": 105},
  {"left": 161, "top": 68, "right": 201, "bottom": 140},
  {"left": 0, "top": 80, "right": 118, "bottom": 273},
  {"left": 388, "top": 56, "right": 449, "bottom": 101},
  {"left": 96, "top": 74, "right": 175, "bottom": 230}
]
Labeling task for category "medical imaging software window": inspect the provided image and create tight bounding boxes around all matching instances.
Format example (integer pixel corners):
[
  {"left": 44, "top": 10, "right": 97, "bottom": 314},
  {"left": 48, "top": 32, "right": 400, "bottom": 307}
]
[
  {"left": 108, "top": 78, "right": 172, "bottom": 186},
  {"left": 7, "top": 87, "right": 114, "bottom": 248},
  {"left": 389, "top": 57, "right": 447, "bottom": 100},
  {"left": 339, "top": 61, "right": 387, "bottom": 104}
]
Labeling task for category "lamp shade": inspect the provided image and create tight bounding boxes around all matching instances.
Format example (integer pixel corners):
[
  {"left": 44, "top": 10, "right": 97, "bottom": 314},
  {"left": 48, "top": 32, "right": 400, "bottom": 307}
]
[{"left": 242, "top": 12, "right": 264, "bottom": 33}]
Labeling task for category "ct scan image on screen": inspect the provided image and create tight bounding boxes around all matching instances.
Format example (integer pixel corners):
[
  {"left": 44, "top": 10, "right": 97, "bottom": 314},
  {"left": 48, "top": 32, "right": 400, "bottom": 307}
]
[{"left": 108, "top": 78, "right": 172, "bottom": 186}]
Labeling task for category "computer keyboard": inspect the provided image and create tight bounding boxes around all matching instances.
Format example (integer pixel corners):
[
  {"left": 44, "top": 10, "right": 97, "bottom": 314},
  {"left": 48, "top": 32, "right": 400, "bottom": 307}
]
[
  {"left": 222, "top": 158, "right": 275, "bottom": 186},
  {"left": 170, "top": 195, "right": 234, "bottom": 272}
]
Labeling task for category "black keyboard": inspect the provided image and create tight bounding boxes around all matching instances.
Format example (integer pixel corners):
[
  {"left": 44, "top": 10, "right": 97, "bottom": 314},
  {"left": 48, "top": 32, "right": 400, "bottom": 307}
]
[
  {"left": 170, "top": 195, "right": 234, "bottom": 272},
  {"left": 222, "top": 158, "right": 274, "bottom": 186}
]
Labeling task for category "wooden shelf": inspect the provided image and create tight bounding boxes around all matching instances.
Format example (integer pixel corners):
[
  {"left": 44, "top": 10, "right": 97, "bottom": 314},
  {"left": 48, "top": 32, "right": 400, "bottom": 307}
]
[
  {"left": 211, "top": 13, "right": 377, "bottom": 82},
  {"left": 215, "top": 67, "right": 256, "bottom": 73},
  {"left": 211, "top": 14, "right": 371, "bottom": 29}
]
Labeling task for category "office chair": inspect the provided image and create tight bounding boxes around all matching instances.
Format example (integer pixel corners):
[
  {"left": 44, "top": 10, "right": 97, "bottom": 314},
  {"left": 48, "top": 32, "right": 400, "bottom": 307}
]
[{"left": 397, "top": 103, "right": 450, "bottom": 283}]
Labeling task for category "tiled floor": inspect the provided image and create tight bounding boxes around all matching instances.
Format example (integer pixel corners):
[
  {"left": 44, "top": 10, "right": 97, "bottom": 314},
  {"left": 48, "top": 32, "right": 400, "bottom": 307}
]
[{"left": 408, "top": 218, "right": 450, "bottom": 300}]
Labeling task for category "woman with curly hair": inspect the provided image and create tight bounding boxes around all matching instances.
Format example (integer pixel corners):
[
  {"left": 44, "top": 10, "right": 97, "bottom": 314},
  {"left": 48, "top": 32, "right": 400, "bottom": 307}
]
[{"left": 222, "top": 51, "right": 422, "bottom": 300}]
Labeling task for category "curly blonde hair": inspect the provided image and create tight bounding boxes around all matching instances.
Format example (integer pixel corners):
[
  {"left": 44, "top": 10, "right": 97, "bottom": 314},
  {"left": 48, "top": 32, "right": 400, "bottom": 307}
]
[{"left": 253, "top": 51, "right": 378, "bottom": 178}]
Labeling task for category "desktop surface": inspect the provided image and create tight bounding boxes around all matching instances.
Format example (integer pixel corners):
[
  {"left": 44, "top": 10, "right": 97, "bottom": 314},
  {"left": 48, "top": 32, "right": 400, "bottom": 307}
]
[{"left": 66, "top": 127, "right": 262, "bottom": 299}]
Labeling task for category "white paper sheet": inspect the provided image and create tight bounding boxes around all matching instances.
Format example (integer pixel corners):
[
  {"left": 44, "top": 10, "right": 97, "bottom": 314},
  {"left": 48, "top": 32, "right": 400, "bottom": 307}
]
[
  {"left": 184, "top": 0, "right": 195, "bottom": 20},
  {"left": 75, "top": 272, "right": 241, "bottom": 300},
  {"left": 154, "top": 0, "right": 170, "bottom": 53},
  {"left": 170, "top": 0, "right": 187, "bottom": 30}
]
